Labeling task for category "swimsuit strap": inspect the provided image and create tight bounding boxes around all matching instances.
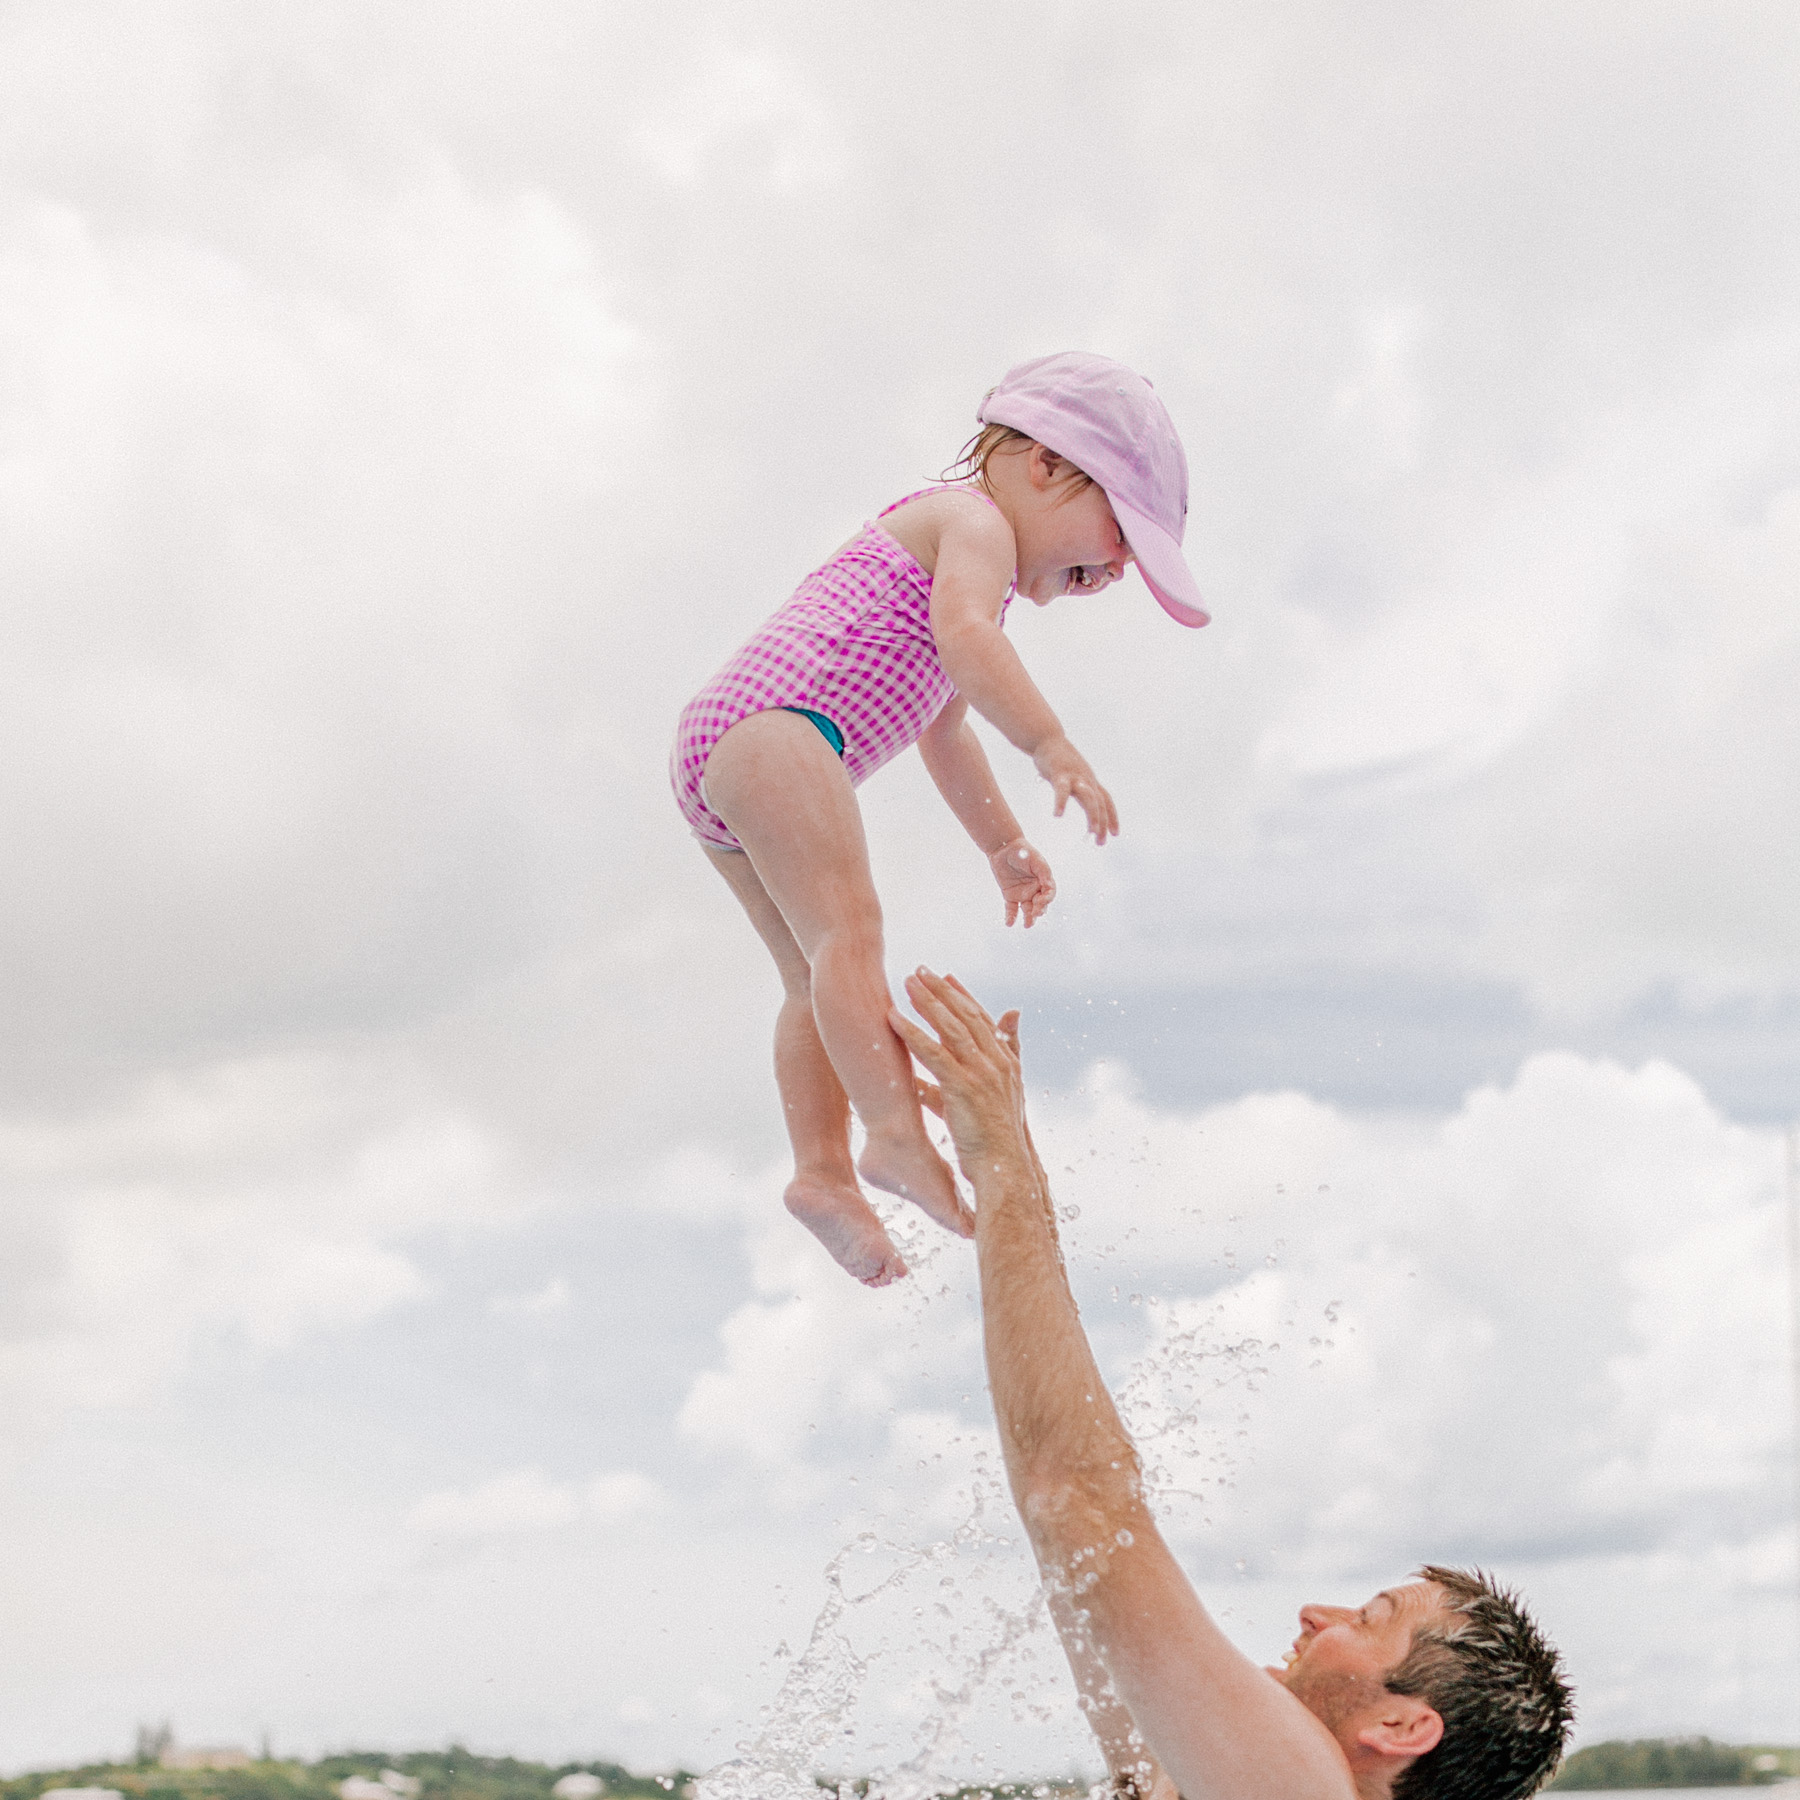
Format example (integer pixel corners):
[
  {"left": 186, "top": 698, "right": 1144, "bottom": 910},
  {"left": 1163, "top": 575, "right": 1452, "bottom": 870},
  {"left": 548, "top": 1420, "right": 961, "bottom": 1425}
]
[
  {"left": 872, "top": 480, "right": 1014, "bottom": 607},
  {"left": 877, "top": 482, "right": 997, "bottom": 517}
]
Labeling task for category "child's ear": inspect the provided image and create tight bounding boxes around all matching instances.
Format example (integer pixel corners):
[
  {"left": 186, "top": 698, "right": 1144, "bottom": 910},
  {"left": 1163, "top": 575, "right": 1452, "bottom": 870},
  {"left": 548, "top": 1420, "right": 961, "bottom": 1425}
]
[{"left": 1027, "top": 442, "right": 1064, "bottom": 490}]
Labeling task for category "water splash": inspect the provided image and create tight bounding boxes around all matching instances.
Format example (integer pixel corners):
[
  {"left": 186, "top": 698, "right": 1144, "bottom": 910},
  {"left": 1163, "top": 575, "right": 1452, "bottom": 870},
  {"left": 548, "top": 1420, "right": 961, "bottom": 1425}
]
[
  {"left": 696, "top": 1298, "right": 1285, "bottom": 1797},
  {"left": 695, "top": 1096, "right": 1321, "bottom": 1797},
  {"left": 698, "top": 1444, "right": 1062, "bottom": 1800}
]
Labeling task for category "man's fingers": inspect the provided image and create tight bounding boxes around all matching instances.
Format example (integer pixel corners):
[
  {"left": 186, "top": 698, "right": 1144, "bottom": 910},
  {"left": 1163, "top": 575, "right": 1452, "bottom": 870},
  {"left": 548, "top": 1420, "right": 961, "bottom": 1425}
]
[
  {"left": 903, "top": 970, "right": 982, "bottom": 1054},
  {"left": 912, "top": 968, "right": 1009, "bottom": 1055},
  {"left": 916, "top": 1077, "right": 944, "bottom": 1116},
  {"left": 997, "top": 1008, "right": 1023, "bottom": 1063},
  {"left": 907, "top": 968, "right": 983, "bottom": 1040},
  {"left": 887, "top": 1005, "right": 949, "bottom": 1074},
  {"left": 926, "top": 967, "right": 989, "bottom": 1019}
]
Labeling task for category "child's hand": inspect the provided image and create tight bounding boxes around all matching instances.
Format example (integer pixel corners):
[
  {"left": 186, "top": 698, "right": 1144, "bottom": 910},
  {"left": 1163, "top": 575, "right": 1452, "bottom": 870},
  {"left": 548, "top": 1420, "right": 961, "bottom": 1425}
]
[
  {"left": 1032, "top": 734, "right": 1119, "bottom": 843},
  {"left": 990, "top": 837, "right": 1055, "bottom": 927}
]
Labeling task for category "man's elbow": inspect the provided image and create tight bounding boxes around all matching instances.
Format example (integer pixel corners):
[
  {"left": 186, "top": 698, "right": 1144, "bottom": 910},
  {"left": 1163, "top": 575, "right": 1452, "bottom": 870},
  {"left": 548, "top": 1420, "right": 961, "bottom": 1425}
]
[{"left": 1015, "top": 1454, "right": 1147, "bottom": 1548}]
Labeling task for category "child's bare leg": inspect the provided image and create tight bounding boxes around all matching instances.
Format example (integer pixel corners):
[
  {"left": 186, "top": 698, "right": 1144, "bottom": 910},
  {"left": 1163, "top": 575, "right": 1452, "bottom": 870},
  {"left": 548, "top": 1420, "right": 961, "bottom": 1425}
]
[
  {"left": 704, "top": 712, "right": 973, "bottom": 1240},
  {"left": 705, "top": 844, "right": 907, "bottom": 1286}
]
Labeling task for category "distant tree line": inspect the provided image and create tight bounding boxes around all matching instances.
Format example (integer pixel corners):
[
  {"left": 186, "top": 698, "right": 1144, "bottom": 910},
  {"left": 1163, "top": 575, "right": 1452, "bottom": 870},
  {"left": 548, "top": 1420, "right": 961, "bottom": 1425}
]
[
  {"left": 0, "top": 1748, "right": 692, "bottom": 1800},
  {"left": 1550, "top": 1737, "right": 1795, "bottom": 1789},
  {"left": 0, "top": 1751, "right": 1102, "bottom": 1800}
]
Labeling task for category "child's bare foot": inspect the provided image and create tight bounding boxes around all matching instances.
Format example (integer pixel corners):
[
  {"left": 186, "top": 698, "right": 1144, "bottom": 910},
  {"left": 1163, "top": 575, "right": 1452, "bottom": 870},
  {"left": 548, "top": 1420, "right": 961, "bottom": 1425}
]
[
  {"left": 785, "top": 1174, "right": 908, "bottom": 1286},
  {"left": 857, "top": 1131, "right": 975, "bottom": 1239}
]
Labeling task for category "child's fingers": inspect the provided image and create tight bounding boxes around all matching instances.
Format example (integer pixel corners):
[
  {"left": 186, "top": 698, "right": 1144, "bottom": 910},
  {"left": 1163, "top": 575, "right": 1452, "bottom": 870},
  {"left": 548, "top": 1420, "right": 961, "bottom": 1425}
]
[{"left": 916, "top": 1077, "right": 945, "bottom": 1116}]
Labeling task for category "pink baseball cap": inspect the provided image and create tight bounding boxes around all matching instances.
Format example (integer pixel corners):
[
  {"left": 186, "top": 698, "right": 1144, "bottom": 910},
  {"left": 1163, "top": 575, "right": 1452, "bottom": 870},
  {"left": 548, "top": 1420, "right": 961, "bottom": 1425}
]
[{"left": 977, "top": 351, "right": 1209, "bottom": 627}]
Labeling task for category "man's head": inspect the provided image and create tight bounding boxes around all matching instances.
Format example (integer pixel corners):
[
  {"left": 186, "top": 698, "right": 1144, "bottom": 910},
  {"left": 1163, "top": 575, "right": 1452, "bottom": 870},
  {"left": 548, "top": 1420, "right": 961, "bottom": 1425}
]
[{"left": 1272, "top": 1568, "right": 1573, "bottom": 1800}]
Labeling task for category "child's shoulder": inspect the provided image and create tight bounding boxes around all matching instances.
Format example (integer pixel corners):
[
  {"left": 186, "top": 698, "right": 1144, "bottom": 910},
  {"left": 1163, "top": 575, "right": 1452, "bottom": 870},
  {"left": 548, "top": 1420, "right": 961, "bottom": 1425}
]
[{"left": 877, "top": 484, "right": 1012, "bottom": 580}]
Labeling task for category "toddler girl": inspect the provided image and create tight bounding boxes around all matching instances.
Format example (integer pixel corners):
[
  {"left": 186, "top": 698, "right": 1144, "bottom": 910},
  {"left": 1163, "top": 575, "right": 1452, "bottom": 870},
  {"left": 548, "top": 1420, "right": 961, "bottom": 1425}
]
[{"left": 670, "top": 352, "right": 1207, "bottom": 1286}]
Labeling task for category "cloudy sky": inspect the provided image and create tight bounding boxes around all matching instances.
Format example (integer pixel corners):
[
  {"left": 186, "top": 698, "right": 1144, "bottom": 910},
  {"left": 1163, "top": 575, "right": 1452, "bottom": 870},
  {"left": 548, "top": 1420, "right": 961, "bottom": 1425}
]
[{"left": 3, "top": 0, "right": 1798, "bottom": 1787}]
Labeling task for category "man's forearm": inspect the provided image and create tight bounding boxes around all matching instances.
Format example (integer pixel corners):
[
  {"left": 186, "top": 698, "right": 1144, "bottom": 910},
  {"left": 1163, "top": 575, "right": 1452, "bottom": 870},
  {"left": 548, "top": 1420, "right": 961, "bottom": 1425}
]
[{"left": 969, "top": 1118, "right": 1144, "bottom": 1538}]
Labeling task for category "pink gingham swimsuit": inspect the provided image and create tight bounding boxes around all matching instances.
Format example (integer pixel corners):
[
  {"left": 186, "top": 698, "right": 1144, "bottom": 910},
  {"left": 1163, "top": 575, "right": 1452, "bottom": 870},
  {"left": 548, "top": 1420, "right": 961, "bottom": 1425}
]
[{"left": 670, "top": 486, "right": 1011, "bottom": 851}]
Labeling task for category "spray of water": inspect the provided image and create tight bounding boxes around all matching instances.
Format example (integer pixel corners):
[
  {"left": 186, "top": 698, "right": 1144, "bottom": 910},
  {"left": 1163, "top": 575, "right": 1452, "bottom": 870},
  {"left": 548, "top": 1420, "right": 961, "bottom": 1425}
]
[{"left": 696, "top": 1273, "right": 1291, "bottom": 1795}]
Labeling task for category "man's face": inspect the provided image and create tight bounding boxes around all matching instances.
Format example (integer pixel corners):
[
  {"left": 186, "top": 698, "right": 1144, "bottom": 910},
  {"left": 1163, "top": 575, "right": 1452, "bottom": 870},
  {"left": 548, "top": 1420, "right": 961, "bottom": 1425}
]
[{"left": 1266, "top": 1580, "right": 1448, "bottom": 1733}]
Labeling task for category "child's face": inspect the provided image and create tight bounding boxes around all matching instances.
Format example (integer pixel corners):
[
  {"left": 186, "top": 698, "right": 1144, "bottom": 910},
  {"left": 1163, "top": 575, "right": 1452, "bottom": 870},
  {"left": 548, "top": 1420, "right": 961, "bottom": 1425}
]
[{"left": 1013, "top": 473, "right": 1132, "bottom": 606}]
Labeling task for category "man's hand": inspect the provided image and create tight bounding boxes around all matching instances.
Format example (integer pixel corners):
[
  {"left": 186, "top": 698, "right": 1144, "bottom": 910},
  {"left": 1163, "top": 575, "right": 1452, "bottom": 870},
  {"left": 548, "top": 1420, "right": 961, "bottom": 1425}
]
[
  {"left": 888, "top": 970, "right": 1028, "bottom": 1178},
  {"left": 991, "top": 836, "right": 1055, "bottom": 927}
]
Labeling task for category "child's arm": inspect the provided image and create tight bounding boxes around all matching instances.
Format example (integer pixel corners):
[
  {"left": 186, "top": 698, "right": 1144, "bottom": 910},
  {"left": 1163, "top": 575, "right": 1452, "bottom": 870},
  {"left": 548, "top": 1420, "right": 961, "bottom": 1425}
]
[
  {"left": 918, "top": 699, "right": 1056, "bottom": 927},
  {"left": 928, "top": 507, "right": 1120, "bottom": 843}
]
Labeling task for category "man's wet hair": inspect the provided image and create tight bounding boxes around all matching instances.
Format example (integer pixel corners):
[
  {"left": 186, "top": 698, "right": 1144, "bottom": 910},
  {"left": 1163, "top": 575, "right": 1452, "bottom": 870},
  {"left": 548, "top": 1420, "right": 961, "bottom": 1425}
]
[{"left": 1387, "top": 1564, "right": 1575, "bottom": 1800}]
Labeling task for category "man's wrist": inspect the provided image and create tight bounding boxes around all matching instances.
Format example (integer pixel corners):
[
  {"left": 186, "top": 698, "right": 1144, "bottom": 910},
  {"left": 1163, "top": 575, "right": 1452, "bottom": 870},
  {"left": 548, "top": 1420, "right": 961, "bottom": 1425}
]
[{"left": 967, "top": 1153, "right": 1042, "bottom": 1227}]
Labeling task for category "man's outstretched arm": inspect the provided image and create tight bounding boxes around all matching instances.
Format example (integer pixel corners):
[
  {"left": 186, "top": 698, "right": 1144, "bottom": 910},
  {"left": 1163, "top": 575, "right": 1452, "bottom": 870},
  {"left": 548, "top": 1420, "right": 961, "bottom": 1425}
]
[{"left": 891, "top": 971, "right": 1354, "bottom": 1800}]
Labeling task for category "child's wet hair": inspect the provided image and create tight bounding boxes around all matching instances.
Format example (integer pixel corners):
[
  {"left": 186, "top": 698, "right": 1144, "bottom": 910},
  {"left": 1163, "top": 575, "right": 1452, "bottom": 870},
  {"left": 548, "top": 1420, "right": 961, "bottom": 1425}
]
[{"left": 943, "top": 423, "right": 1096, "bottom": 496}]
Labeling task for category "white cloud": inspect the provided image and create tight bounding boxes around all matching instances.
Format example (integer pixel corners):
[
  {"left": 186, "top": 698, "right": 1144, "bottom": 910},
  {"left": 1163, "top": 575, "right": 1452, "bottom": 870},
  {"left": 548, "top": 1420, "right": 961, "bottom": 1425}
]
[
  {"left": 406, "top": 1466, "right": 662, "bottom": 1540},
  {"left": 407, "top": 1469, "right": 583, "bottom": 1539},
  {"left": 488, "top": 1276, "right": 572, "bottom": 1318},
  {"left": 633, "top": 45, "right": 845, "bottom": 192},
  {"left": 0, "top": 1046, "right": 524, "bottom": 1439},
  {"left": 586, "top": 1471, "right": 662, "bottom": 1520},
  {"left": 0, "top": 97, "right": 648, "bottom": 1063},
  {"left": 1467, "top": 470, "right": 1800, "bottom": 1010}
]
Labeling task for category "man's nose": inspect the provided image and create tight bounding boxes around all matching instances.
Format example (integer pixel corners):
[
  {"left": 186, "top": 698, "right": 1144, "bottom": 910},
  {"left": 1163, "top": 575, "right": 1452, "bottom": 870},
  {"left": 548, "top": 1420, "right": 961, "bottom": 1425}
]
[{"left": 1299, "top": 1603, "right": 1348, "bottom": 1631}]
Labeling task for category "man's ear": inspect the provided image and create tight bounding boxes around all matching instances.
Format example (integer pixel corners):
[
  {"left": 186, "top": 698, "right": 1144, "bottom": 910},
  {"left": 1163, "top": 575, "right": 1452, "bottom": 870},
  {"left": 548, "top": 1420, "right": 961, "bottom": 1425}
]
[{"left": 1356, "top": 1696, "right": 1444, "bottom": 1763}]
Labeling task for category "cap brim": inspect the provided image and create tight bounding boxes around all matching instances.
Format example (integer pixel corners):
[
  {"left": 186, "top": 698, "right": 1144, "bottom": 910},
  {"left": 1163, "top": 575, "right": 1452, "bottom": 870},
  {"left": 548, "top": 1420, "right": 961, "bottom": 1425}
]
[{"left": 1109, "top": 494, "right": 1210, "bottom": 628}]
